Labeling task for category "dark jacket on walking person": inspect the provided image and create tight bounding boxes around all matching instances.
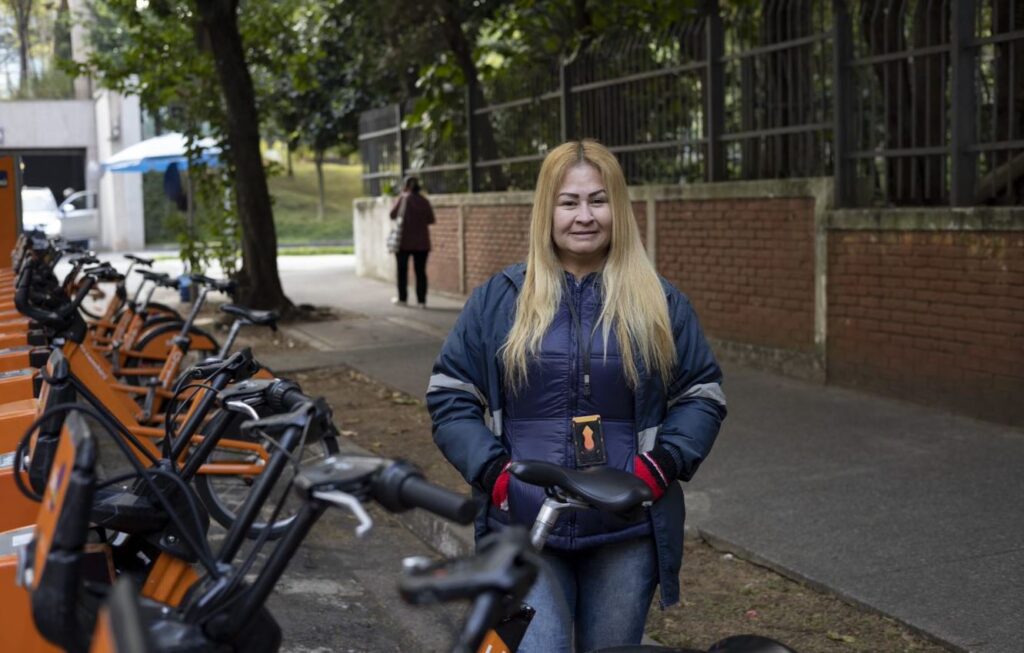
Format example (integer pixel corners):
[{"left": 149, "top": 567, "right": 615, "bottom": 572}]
[
  {"left": 389, "top": 181, "right": 435, "bottom": 251},
  {"left": 390, "top": 176, "right": 435, "bottom": 306}
]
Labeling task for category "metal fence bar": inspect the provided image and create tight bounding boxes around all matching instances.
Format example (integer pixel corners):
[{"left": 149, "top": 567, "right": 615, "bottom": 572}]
[
  {"left": 951, "top": 0, "right": 977, "bottom": 206},
  {"left": 706, "top": 1, "right": 725, "bottom": 182},
  {"left": 475, "top": 153, "right": 547, "bottom": 167},
  {"left": 357, "top": 127, "right": 400, "bottom": 141},
  {"left": 970, "top": 29, "right": 1024, "bottom": 46},
  {"left": 720, "top": 122, "right": 833, "bottom": 142},
  {"left": 569, "top": 61, "right": 708, "bottom": 93},
  {"left": 850, "top": 43, "right": 952, "bottom": 67},
  {"left": 396, "top": 104, "right": 408, "bottom": 184},
  {"left": 720, "top": 32, "right": 831, "bottom": 62},
  {"left": 466, "top": 85, "right": 478, "bottom": 193},
  {"left": 471, "top": 91, "right": 563, "bottom": 116},
  {"left": 560, "top": 59, "right": 573, "bottom": 142},
  {"left": 833, "top": 0, "right": 854, "bottom": 207}
]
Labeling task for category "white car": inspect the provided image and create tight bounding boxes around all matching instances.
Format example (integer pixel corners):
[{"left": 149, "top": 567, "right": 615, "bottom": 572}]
[
  {"left": 20, "top": 187, "right": 100, "bottom": 244},
  {"left": 58, "top": 189, "right": 101, "bottom": 244},
  {"left": 20, "top": 187, "right": 62, "bottom": 237}
]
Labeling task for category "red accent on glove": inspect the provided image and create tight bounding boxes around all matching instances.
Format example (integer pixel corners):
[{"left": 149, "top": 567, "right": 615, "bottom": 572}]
[
  {"left": 633, "top": 455, "right": 665, "bottom": 502},
  {"left": 491, "top": 462, "right": 512, "bottom": 509}
]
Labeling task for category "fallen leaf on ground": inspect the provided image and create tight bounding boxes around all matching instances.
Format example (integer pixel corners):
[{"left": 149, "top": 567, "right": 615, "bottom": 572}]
[
  {"left": 826, "top": 631, "right": 857, "bottom": 643},
  {"left": 389, "top": 392, "right": 419, "bottom": 405}
]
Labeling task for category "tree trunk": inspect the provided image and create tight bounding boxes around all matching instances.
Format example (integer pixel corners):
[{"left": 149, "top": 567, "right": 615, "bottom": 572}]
[
  {"left": 54, "top": 0, "right": 72, "bottom": 61},
  {"left": 286, "top": 142, "right": 294, "bottom": 177},
  {"left": 11, "top": 0, "right": 32, "bottom": 95},
  {"left": 315, "top": 149, "right": 325, "bottom": 221},
  {"left": 194, "top": 0, "right": 291, "bottom": 312},
  {"left": 434, "top": 1, "right": 506, "bottom": 190}
]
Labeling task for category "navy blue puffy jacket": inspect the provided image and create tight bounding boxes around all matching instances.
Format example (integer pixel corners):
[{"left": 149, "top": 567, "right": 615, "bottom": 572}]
[
  {"left": 493, "top": 270, "right": 651, "bottom": 549},
  {"left": 426, "top": 264, "right": 726, "bottom": 607}
]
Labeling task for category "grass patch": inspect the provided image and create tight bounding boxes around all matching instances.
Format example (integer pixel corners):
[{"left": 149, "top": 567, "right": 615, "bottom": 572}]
[
  {"left": 144, "top": 160, "right": 364, "bottom": 247},
  {"left": 268, "top": 160, "right": 363, "bottom": 244},
  {"left": 278, "top": 245, "right": 353, "bottom": 256}
]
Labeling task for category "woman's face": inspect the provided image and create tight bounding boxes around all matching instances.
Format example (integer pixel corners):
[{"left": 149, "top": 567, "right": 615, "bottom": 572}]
[{"left": 552, "top": 163, "right": 612, "bottom": 274}]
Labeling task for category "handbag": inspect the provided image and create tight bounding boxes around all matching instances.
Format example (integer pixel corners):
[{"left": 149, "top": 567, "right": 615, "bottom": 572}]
[{"left": 387, "top": 195, "right": 408, "bottom": 254}]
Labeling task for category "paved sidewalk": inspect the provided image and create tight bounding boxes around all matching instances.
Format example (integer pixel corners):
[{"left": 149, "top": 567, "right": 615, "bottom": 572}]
[{"left": 133, "top": 254, "right": 1023, "bottom": 653}]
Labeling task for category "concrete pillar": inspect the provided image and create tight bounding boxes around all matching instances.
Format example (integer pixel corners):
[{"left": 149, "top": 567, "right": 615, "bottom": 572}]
[{"left": 95, "top": 90, "right": 144, "bottom": 250}]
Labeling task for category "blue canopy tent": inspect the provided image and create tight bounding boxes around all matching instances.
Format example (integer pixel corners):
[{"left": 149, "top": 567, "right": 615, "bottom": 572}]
[
  {"left": 101, "top": 133, "right": 220, "bottom": 173},
  {"left": 102, "top": 133, "right": 222, "bottom": 292}
]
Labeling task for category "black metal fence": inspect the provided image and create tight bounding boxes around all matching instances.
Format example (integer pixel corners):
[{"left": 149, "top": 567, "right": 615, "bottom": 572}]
[{"left": 359, "top": 0, "right": 1024, "bottom": 207}]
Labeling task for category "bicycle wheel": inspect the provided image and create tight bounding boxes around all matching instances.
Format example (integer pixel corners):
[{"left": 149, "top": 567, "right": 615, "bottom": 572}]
[
  {"left": 193, "top": 421, "right": 341, "bottom": 540},
  {"left": 121, "top": 322, "right": 220, "bottom": 386}
]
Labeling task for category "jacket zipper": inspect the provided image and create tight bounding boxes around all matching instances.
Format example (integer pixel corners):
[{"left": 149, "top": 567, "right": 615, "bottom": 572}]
[{"left": 568, "top": 276, "right": 585, "bottom": 548}]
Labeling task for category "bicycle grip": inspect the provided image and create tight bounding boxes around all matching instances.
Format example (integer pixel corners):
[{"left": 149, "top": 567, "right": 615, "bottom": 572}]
[{"left": 398, "top": 475, "right": 476, "bottom": 525}]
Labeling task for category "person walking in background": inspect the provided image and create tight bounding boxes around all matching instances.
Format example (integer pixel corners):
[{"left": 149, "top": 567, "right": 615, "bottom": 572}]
[
  {"left": 426, "top": 140, "right": 726, "bottom": 651},
  {"left": 389, "top": 175, "right": 435, "bottom": 308}
]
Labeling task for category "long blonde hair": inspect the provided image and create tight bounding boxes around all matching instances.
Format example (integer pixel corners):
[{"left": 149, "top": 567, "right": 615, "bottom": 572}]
[{"left": 500, "top": 140, "right": 676, "bottom": 391}]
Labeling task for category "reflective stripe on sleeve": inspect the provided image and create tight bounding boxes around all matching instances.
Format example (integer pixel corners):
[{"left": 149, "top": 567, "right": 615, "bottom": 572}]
[
  {"left": 637, "top": 426, "right": 659, "bottom": 453},
  {"left": 667, "top": 382, "right": 726, "bottom": 409},
  {"left": 491, "top": 409, "right": 503, "bottom": 438},
  {"left": 426, "top": 373, "right": 486, "bottom": 406}
]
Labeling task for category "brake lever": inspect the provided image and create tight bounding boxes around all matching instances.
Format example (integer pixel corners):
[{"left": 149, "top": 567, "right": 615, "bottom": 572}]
[
  {"left": 311, "top": 490, "right": 374, "bottom": 537},
  {"left": 225, "top": 400, "right": 260, "bottom": 421}
]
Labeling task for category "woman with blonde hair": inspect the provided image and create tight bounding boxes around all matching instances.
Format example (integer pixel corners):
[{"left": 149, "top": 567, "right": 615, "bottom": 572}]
[{"left": 427, "top": 140, "right": 726, "bottom": 651}]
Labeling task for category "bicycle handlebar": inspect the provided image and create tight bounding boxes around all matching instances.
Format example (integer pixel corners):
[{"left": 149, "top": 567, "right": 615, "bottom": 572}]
[
  {"left": 15, "top": 261, "right": 96, "bottom": 326},
  {"left": 294, "top": 456, "right": 476, "bottom": 526},
  {"left": 399, "top": 474, "right": 476, "bottom": 524},
  {"left": 374, "top": 460, "right": 476, "bottom": 525}
]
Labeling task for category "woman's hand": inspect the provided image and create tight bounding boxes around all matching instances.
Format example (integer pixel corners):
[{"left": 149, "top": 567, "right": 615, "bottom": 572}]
[
  {"left": 480, "top": 455, "right": 512, "bottom": 510},
  {"left": 633, "top": 447, "right": 679, "bottom": 502},
  {"left": 491, "top": 460, "right": 512, "bottom": 510}
]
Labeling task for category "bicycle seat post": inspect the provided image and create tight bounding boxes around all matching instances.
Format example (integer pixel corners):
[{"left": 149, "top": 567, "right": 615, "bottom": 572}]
[
  {"left": 178, "top": 284, "right": 210, "bottom": 339},
  {"left": 217, "top": 317, "right": 248, "bottom": 358},
  {"left": 530, "top": 495, "right": 588, "bottom": 550},
  {"left": 137, "top": 281, "right": 157, "bottom": 312}
]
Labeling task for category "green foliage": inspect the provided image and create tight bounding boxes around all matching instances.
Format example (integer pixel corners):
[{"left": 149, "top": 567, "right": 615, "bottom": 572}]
[
  {"left": 142, "top": 171, "right": 174, "bottom": 245},
  {"left": 76, "top": 0, "right": 242, "bottom": 274}
]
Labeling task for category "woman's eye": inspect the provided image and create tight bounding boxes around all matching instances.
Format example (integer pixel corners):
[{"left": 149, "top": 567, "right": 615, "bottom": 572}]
[
  {"left": 591, "top": 198, "right": 606, "bottom": 205},
  {"left": 559, "top": 201, "right": 577, "bottom": 208}
]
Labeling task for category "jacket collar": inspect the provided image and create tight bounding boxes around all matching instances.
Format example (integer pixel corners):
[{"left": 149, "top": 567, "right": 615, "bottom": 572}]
[{"left": 502, "top": 263, "right": 527, "bottom": 290}]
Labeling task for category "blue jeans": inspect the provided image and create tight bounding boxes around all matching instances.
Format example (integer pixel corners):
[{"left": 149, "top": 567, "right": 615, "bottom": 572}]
[{"left": 516, "top": 536, "right": 658, "bottom": 653}]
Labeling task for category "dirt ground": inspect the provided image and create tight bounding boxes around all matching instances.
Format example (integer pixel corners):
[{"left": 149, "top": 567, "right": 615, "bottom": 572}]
[{"left": 265, "top": 364, "right": 953, "bottom": 653}]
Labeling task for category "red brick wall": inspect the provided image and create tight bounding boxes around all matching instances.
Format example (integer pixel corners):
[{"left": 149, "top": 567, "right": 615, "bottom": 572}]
[
  {"left": 463, "top": 204, "right": 533, "bottom": 291},
  {"left": 426, "top": 206, "right": 461, "bottom": 295},
  {"left": 828, "top": 231, "right": 1024, "bottom": 424},
  {"left": 656, "top": 198, "right": 817, "bottom": 352}
]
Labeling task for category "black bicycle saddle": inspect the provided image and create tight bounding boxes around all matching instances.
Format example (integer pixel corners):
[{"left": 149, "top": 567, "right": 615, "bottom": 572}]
[
  {"left": 125, "top": 254, "right": 155, "bottom": 266},
  {"left": 136, "top": 269, "right": 179, "bottom": 288},
  {"left": 220, "top": 304, "right": 279, "bottom": 328},
  {"left": 508, "top": 460, "right": 652, "bottom": 514}
]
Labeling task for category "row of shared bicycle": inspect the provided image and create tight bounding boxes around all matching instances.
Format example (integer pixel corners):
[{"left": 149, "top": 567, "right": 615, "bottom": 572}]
[{"left": 0, "top": 230, "right": 797, "bottom": 653}]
